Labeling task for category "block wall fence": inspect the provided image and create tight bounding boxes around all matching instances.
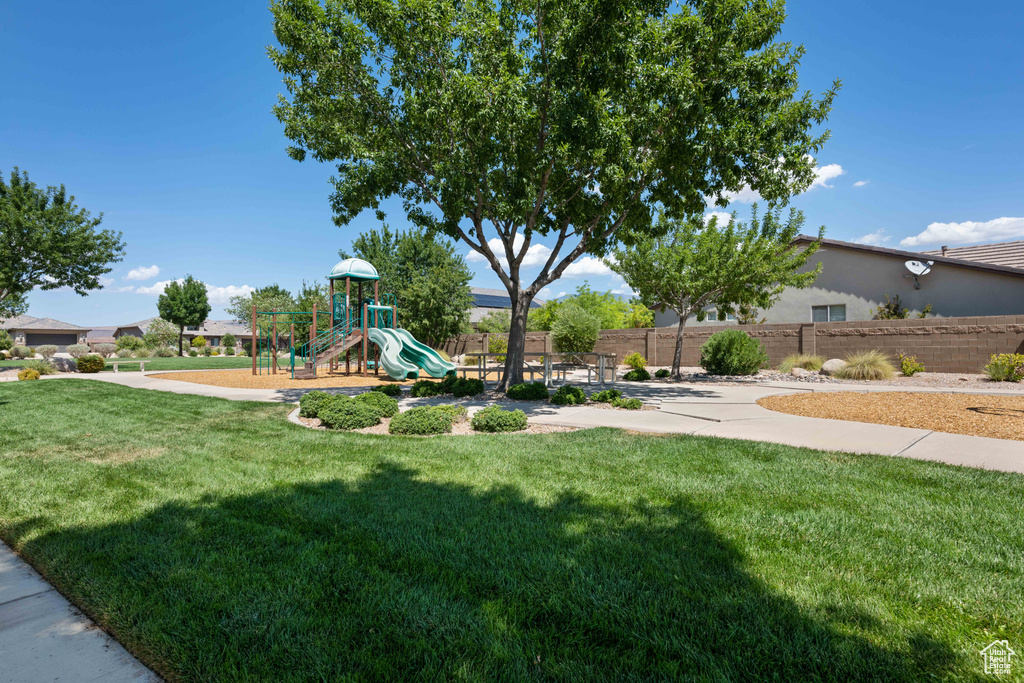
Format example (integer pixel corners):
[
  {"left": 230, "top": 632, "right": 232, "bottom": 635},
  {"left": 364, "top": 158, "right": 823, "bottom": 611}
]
[{"left": 442, "top": 315, "right": 1024, "bottom": 374}]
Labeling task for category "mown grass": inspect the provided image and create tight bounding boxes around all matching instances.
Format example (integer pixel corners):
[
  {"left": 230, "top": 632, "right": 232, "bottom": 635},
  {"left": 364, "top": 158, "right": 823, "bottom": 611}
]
[{"left": 0, "top": 379, "right": 1021, "bottom": 681}]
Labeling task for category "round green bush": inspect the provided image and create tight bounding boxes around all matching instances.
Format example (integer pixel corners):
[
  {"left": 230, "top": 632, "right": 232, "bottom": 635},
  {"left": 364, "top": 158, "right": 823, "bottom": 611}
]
[
  {"left": 431, "top": 404, "right": 468, "bottom": 423},
  {"left": 201, "top": 347, "right": 213, "bottom": 357},
  {"left": 10, "top": 346, "right": 32, "bottom": 359},
  {"left": 551, "top": 303, "right": 600, "bottom": 359},
  {"left": 373, "top": 383, "right": 402, "bottom": 396},
  {"left": 699, "top": 330, "right": 768, "bottom": 376},
  {"left": 622, "top": 368, "right": 651, "bottom": 382},
  {"left": 317, "top": 396, "right": 380, "bottom": 430},
  {"left": 222, "top": 333, "right": 236, "bottom": 348},
  {"left": 67, "top": 344, "right": 91, "bottom": 359},
  {"left": 451, "top": 377, "right": 484, "bottom": 397},
  {"left": 354, "top": 391, "right": 399, "bottom": 418},
  {"left": 611, "top": 397, "right": 643, "bottom": 410},
  {"left": 299, "top": 391, "right": 333, "bottom": 418},
  {"left": 18, "top": 368, "right": 40, "bottom": 381},
  {"left": 471, "top": 406, "right": 528, "bottom": 432},
  {"left": 76, "top": 355, "right": 105, "bottom": 373},
  {"left": 655, "top": 368, "right": 670, "bottom": 378},
  {"left": 410, "top": 379, "right": 445, "bottom": 397},
  {"left": 389, "top": 406, "right": 453, "bottom": 435},
  {"left": 35, "top": 344, "right": 58, "bottom": 360},
  {"left": 591, "top": 388, "right": 622, "bottom": 403},
  {"left": 507, "top": 381, "right": 549, "bottom": 401},
  {"left": 225, "top": 347, "right": 236, "bottom": 356},
  {"left": 551, "top": 385, "right": 586, "bottom": 405},
  {"left": 188, "top": 349, "right": 199, "bottom": 357}
]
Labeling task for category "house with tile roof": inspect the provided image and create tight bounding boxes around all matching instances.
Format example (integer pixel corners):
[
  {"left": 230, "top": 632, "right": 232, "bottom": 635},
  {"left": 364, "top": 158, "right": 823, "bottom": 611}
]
[
  {"left": 114, "top": 318, "right": 248, "bottom": 347},
  {"left": 653, "top": 236, "right": 1024, "bottom": 326},
  {"left": 1, "top": 315, "right": 91, "bottom": 351}
]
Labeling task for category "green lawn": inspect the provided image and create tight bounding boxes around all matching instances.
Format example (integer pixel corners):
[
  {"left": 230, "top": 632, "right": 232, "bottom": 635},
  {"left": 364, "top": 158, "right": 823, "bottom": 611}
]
[
  {"left": 0, "top": 379, "right": 1020, "bottom": 681},
  {"left": 0, "top": 355, "right": 253, "bottom": 372}
]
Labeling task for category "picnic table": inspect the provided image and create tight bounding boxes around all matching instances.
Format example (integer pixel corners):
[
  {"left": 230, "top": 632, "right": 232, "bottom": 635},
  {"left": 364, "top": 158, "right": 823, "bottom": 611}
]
[{"left": 460, "top": 352, "right": 616, "bottom": 386}]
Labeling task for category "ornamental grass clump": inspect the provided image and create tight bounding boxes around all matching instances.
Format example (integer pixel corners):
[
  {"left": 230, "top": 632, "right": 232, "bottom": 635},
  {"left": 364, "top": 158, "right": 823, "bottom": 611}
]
[
  {"left": 470, "top": 406, "right": 528, "bottom": 433},
  {"left": 24, "top": 360, "right": 57, "bottom": 376},
  {"left": 778, "top": 353, "right": 824, "bottom": 372},
  {"left": 834, "top": 350, "right": 896, "bottom": 381}
]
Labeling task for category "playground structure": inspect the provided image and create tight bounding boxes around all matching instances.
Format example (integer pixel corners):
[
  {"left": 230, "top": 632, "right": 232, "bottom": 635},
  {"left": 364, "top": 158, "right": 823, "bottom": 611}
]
[{"left": 250, "top": 258, "right": 455, "bottom": 381}]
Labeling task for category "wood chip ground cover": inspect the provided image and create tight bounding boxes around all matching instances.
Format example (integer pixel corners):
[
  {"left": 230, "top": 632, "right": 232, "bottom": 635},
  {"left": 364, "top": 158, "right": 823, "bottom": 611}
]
[
  {"left": 759, "top": 391, "right": 1024, "bottom": 440},
  {"left": 148, "top": 368, "right": 422, "bottom": 389}
]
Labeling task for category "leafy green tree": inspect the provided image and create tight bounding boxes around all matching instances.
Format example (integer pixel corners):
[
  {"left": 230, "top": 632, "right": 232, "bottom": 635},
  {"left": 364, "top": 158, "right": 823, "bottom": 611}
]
[
  {"left": 226, "top": 284, "right": 297, "bottom": 332},
  {"left": 157, "top": 275, "right": 212, "bottom": 356},
  {"left": 527, "top": 284, "right": 635, "bottom": 331},
  {"left": 0, "top": 168, "right": 125, "bottom": 318},
  {"left": 143, "top": 318, "right": 179, "bottom": 349},
  {"left": 270, "top": 0, "right": 836, "bottom": 387},
  {"left": 221, "top": 333, "right": 237, "bottom": 349},
  {"left": 623, "top": 302, "right": 655, "bottom": 329},
  {"left": 476, "top": 310, "right": 512, "bottom": 334},
  {"left": 294, "top": 280, "right": 329, "bottom": 345},
  {"left": 343, "top": 228, "right": 473, "bottom": 346},
  {"left": 609, "top": 207, "right": 823, "bottom": 378},
  {"left": 0, "top": 329, "right": 12, "bottom": 352}
]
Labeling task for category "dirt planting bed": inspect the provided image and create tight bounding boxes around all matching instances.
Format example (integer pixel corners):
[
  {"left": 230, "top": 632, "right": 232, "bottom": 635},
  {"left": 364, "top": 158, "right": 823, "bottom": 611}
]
[{"left": 758, "top": 391, "right": 1024, "bottom": 441}]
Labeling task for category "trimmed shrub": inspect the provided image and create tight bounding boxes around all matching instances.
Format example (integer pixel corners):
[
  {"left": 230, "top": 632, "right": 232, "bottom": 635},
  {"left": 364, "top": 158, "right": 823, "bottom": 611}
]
[
  {"left": 18, "top": 368, "right": 40, "bottom": 381},
  {"left": 611, "top": 397, "right": 643, "bottom": 410},
  {"left": 24, "top": 360, "right": 57, "bottom": 376},
  {"left": 317, "top": 396, "right": 380, "bottom": 430},
  {"left": 507, "top": 381, "right": 549, "bottom": 401},
  {"left": 471, "top": 406, "right": 527, "bottom": 433},
  {"left": 778, "top": 353, "right": 824, "bottom": 373},
  {"left": 222, "top": 333, "right": 236, "bottom": 348},
  {"left": 389, "top": 406, "right": 453, "bottom": 435},
  {"left": 622, "top": 368, "right": 651, "bottom": 382},
  {"left": 93, "top": 343, "right": 116, "bottom": 358},
  {"left": 211, "top": 348, "right": 220, "bottom": 356},
  {"left": 67, "top": 344, "right": 91, "bottom": 359},
  {"left": 242, "top": 342, "right": 252, "bottom": 356},
  {"left": 591, "top": 388, "right": 622, "bottom": 403},
  {"left": 655, "top": 369, "right": 670, "bottom": 378},
  {"left": 439, "top": 372, "right": 458, "bottom": 393},
  {"left": 373, "top": 383, "right": 402, "bottom": 397},
  {"left": 191, "top": 335, "right": 207, "bottom": 348},
  {"left": 622, "top": 352, "right": 647, "bottom": 370},
  {"left": 116, "top": 335, "right": 144, "bottom": 351},
  {"left": 983, "top": 353, "right": 1024, "bottom": 383},
  {"left": 10, "top": 346, "right": 32, "bottom": 359},
  {"left": 354, "top": 391, "right": 399, "bottom": 418},
  {"left": 0, "top": 329, "right": 12, "bottom": 351},
  {"left": 36, "top": 345, "right": 58, "bottom": 360},
  {"left": 299, "top": 391, "right": 333, "bottom": 418},
  {"left": 410, "top": 379, "right": 445, "bottom": 397},
  {"left": 699, "top": 330, "right": 768, "bottom": 376},
  {"left": 76, "top": 355, "right": 105, "bottom": 373},
  {"left": 201, "top": 346, "right": 213, "bottom": 357},
  {"left": 834, "top": 350, "right": 896, "bottom": 381},
  {"left": 431, "top": 404, "right": 468, "bottom": 422},
  {"left": 155, "top": 346, "right": 176, "bottom": 357},
  {"left": 897, "top": 352, "right": 925, "bottom": 377},
  {"left": 188, "top": 349, "right": 198, "bottom": 357},
  {"left": 551, "top": 303, "right": 600, "bottom": 361},
  {"left": 116, "top": 348, "right": 134, "bottom": 358},
  {"left": 225, "top": 347, "right": 235, "bottom": 356},
  {"left": 551, "top": 385, "right": 586, "bottom": 405},
  {"left": 451, "top": 377, "right": 484, "bottom": 397}
]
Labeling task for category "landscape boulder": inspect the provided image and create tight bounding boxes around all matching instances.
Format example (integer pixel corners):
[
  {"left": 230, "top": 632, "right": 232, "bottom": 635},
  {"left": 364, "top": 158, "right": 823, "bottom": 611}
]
[
  {"left": 791, "top": 367, "right": 812, "bottom": 377},
  {"left": 820, "top": 358, "right": 846, "bottom": 376}
]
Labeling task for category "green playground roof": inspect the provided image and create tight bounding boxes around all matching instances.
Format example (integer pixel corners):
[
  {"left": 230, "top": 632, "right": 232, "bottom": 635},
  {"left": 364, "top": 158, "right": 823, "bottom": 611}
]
[{"left": 328, "top": 258, "right": 380, "bottom": 281}]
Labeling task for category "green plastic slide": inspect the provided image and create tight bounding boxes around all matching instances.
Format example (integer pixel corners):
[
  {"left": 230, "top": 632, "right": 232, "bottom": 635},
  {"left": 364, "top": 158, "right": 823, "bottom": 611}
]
[{"left": 367, "top": 328, "right": 455, "bottom": 380}]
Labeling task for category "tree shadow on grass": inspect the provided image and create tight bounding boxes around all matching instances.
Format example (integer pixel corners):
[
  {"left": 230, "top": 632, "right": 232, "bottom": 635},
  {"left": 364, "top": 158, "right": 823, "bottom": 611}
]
[{"left": 8, "top": 463, "right": 973, "bottom": 681}]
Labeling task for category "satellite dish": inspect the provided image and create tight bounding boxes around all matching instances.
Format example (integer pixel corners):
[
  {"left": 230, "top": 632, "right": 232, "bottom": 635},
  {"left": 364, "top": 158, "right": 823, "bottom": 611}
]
[
  {"left": 905, "top": 260, "right": 932, "bottom": 276},
  {"left": 904, "top": 260, "right": 933, "bottom": 289}
]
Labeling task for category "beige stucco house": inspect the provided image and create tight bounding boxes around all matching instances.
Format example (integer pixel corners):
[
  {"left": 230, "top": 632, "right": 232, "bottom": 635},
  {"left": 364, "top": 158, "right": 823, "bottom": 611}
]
[
  {"left": 113, "top": 317, "right": 247, "bottom": 347},
  {"left": 1, "top": 315, "right": 91, "bottom": 351}
]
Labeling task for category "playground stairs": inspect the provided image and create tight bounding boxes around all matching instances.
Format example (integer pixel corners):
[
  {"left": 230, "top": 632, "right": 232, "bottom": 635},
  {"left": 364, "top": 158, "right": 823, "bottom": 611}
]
[{"left": 293, "top": 332, "right": 364, "bottom": 379}]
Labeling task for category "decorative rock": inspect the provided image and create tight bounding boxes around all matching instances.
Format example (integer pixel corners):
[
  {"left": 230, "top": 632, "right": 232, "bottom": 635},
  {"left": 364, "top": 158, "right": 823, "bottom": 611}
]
[
  {"left": 820, "top": 359, "right": 846, "bottom": 376},
  {"left": 791, "top": 367, "right": 812, "bottom": 377}
]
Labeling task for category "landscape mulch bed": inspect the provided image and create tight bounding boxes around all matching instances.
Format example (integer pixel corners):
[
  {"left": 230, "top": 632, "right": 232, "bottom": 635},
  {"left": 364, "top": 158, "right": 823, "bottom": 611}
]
[
  {"left": 758, "top": 391, "right": 1024, "bottom": 441},
  {"left": 148, "top": 368, "right": 422, "bottom": 389}
]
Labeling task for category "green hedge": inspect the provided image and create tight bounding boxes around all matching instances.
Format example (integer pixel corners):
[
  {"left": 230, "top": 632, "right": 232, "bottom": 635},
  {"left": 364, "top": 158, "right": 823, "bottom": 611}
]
[
  {"left": 388, "top": 406, "right": 453, "bottom": 435},
  {"left": 317, "top": 396, "right": 380, "bottom": 430},
  {"left": 353, "top": 391, "right": 399, "bottom": 418},
  {"left": 299, "top": 391, "right": 333, "bottom": 418},
  {"left": 471, "top": 406, "right": 528, "bottom": 432}
]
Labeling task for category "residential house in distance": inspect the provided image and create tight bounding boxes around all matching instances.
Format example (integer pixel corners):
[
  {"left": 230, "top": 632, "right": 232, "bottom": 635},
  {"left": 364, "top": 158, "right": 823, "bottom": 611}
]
[
  {"left": 114, "top": 318, "right": 248, "bottom": 347},
  {"left": 469, "top": 287, "right": 546, "bottom": 326},
  {"left": 654, "top": 236, "right": 1024, "bottom": 327},
  {"left": 1, "top": 315, "right": 91, "bottom": 351}
]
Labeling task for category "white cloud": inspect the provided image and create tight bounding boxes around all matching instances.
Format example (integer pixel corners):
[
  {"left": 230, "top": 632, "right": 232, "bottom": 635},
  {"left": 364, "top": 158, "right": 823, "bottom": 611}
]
[
  {"left": 116, "top": 285, "right": 136, "bottom": 293},
  {"left": 125, "top": 265, "right": 160, "bottom": 281},
  {"left": 466, "top": 233, "right": 552, "bottom": 269},
  {"left": 899, "top": 217, "right": 1024, "bottom": 248},
  {"left": 703, "top": 211, "right": 733, "bottom": 226},
  {"left": 99, "top": 276, "right": 116, "bottom": 287},
  {"left": 611, "top": 284, "right": 636, "bottom": 297},
  {"left": 853, "top": 229, "right": 891, "bottom": 246},
  {"left": 133, "top": 279, "right": 254, "bottom": 304},
  {"left": 563, "top": 256, "right": 614, "bottom": 278},
  {"left": 709, "top": 158, "right": 845, "bottom": 205},
  {"left": 809, "top": 162, "right": 845, "bottom": 190},
  {"left": 134, "top": 279, "right": 178, "bottom": 296},
  {"left": 853, "top": 180, "right": 870, "bottom": 188}
]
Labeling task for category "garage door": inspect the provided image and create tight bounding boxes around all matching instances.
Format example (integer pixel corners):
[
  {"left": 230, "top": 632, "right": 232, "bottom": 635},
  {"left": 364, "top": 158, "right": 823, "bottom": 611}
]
[{"left": 25, "top": 333, "right": 78, "bottom": 351}]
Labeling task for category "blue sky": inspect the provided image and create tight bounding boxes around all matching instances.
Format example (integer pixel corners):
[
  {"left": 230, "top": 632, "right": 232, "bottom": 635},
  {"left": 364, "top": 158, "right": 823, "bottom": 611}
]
[{"left": 2, "top": 2, "right": 1021, "bottom": 325}]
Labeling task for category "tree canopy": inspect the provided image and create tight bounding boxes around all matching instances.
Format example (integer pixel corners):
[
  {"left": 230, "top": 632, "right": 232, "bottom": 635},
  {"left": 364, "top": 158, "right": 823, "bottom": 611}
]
[
  {"left": 0, "top": 168, "right": 125, "bottom": 319},
  {"left": 527, "top": 283, "right": 648, "bottom": 331},
  {"left": 609, "top": 207, "right": 823, "bottom": 377},
  {"left": 269, "top": 0, "right": 836, "bottom": 386},
  {"left": 157, "top": 276, "right": 212, "bottom": 356}
]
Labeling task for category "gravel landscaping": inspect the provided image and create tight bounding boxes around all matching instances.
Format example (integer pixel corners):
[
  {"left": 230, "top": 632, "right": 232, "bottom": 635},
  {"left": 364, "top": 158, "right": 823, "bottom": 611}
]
[
  {"left": 758, "top": 391, "right": 1024, "bottom": 441},
  {"left": 639, "top": 366, "right": 1024, "bottom": 390}
]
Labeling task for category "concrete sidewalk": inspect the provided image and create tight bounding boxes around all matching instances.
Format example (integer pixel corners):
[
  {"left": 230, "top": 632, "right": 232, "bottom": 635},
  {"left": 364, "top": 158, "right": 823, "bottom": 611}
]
[{"left": 0, "top": 541, "right": 159, "bottom": 683}]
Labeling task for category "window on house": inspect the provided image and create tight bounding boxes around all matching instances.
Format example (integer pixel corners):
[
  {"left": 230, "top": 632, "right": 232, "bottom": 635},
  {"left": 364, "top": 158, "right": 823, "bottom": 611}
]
[{"left": 811, "top": 304, "right": 846, "bottom": 322}]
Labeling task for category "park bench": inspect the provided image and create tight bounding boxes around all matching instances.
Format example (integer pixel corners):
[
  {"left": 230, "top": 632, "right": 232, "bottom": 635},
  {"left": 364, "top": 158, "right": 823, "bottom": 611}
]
[{"left": 109, "top": 360, "right": 147, "bottom": 373}]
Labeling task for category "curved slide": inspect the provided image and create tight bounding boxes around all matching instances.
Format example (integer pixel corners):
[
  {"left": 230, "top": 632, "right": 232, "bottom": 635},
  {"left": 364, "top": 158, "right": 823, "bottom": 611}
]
[{"left": 367, "top": 327, "right": 456, "bottom": 380}]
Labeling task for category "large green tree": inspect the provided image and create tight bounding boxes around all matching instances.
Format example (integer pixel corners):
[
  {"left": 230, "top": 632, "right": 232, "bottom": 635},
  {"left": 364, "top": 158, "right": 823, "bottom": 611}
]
[
  {"left": 157, "top": 276, "right": 212, "bottom": 356},
  {"left": 226, "top": 284, "right": 297, "bottom": 333},
  {"left": 609, "top": 207, "right": 823, "bottom": 378},
  {"left": 269, "top": 0, "right": 836, "bottom": 387},
  {"left": 0, "top": 168, "right": 125, "bottom": 319},
  {"left": 343, "top": 227, "right": 473, "bottom": 347}
]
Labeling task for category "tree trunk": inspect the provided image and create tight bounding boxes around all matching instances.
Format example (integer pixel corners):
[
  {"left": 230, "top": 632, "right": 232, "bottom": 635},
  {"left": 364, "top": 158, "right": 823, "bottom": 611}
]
[
  {"left": 178, "top": 326, "right": 185, "bottom": 357},
  {"left": 672, "top": 315, "right": 688, "bottom": 379},
  {"left": 498, "top": 293, "right": 533, "bottom": 390}
]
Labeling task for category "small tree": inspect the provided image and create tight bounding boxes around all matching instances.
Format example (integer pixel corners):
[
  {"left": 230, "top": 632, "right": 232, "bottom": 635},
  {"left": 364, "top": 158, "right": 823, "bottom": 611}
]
[
  {"left": 191, "top": 335, "right": 207, "bottom": 349},
  {"left": 476, "top": 310, "right": 511, "bottom": 334},
  {"left": 157, "top": 275, "right": 211, "bottom": 356},
  {"left": 222, "top": 333, "right": 236, "bottom": 349},
  {"left": 0, "top": 329, "right": 12, "bottom": 351},
  {"left": 550, "top": 303, "right": 600, "bottom": 363},
  {"left": 623, "top": 302, "right": 655, "bottom": 329},
  {"left": 609, "top": 207, "right": 823, "bottom": 379},
  {"left": 143, "top": 318, "right": 179, "bottom": 348},
  {"left": 226, "top": 284, "right": 296, "bottom": 333},
  {"left": 0, "top": 168, "right": 125, "bottom": 318}
]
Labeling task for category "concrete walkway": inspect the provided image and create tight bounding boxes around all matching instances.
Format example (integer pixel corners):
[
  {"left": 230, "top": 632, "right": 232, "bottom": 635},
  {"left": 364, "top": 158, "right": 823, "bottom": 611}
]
[
  {"left": 0, "top": 541, "right": 159, "bottom": 682},
  {"left": 52, "top": 372, "right": 1024, "bottom": 474}
]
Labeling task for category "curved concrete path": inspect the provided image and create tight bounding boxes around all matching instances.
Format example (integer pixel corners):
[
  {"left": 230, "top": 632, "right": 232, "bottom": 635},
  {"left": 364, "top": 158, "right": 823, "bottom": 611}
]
[{"left": 51, "top": 372, "right": 1024, "bottom": 474}]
